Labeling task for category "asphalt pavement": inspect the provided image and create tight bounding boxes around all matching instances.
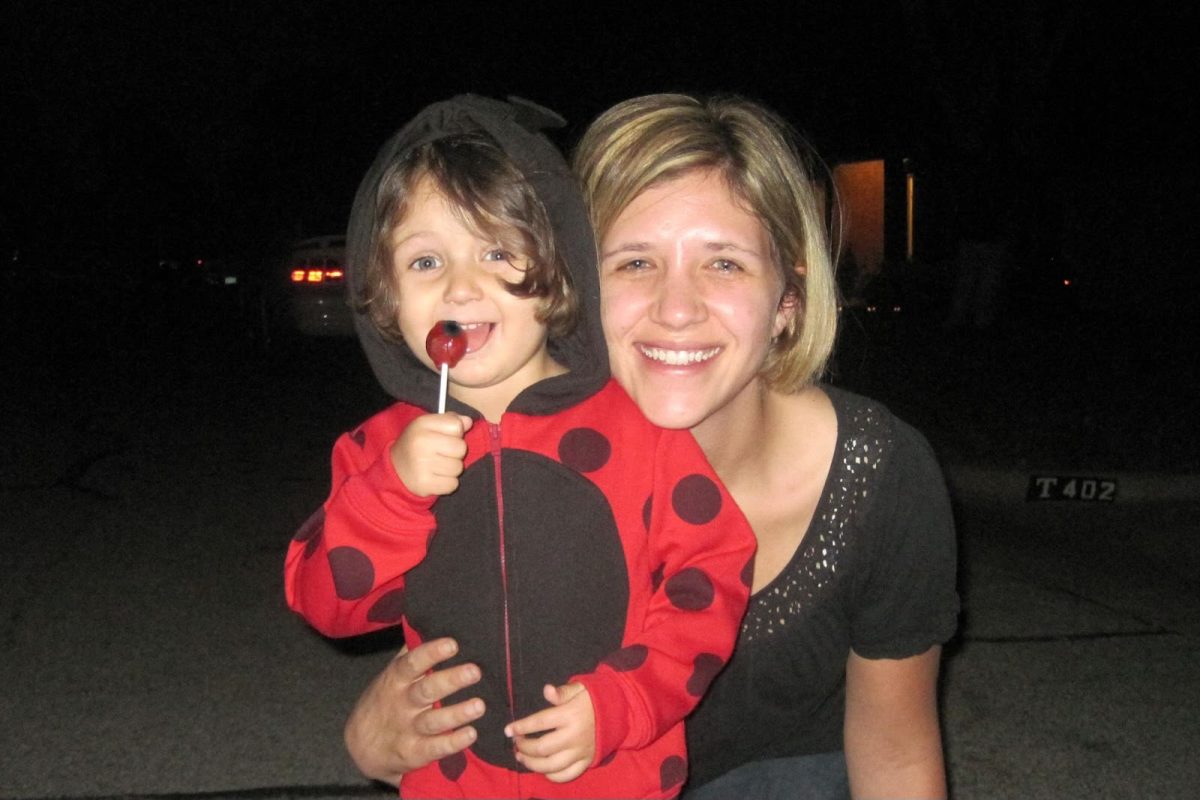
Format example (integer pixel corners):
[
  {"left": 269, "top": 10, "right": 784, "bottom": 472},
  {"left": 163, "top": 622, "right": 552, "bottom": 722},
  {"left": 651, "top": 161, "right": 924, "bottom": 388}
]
[{"left": 1, "top": 304, "right": 1197, "bottom": 799}]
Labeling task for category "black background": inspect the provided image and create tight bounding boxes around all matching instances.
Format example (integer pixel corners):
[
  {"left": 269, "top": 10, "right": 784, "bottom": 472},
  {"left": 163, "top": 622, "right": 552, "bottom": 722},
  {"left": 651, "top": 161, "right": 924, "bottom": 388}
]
[{"left": 3, "top": 0, "right": 1196, "bottom": 317}]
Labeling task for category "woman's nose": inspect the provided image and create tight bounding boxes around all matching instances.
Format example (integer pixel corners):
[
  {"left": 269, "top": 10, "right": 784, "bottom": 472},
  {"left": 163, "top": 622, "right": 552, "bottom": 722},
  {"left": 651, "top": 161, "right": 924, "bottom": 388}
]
[{"left": 650, "top": 269, "right": 707, "bottom": 328}]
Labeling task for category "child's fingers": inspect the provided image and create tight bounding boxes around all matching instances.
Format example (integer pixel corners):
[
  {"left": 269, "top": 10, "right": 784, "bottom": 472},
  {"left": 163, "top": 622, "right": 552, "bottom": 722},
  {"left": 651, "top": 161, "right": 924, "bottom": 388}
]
[
  {"left": 543, "top": 681, "right": 585, "bottom": 706},
  {"left": 504, "top": 704, "right": 562, "bottom": 739},
  {"left": 424, "top": 429, "right": 467, "bottom": 461},
  {"left": 429, "top": 412, "right": 472, "bottom": 443},
  {"left": 512, "top": 722, "right": 589, "bottom": 768},
  {"left": 513, "top": 731, "right": 590, "bottom": 783},
  {"left": 426, "top": 452, "right": 466, "bottom": 479},
  {"left": 543, "top": 757, "right": 590, "bottom": 784},
  {"left": 513, "top": 725, "right": 577, "bottom": 758},
  {"left": 409, "top": 414, "right": 469, "bottom": 453},
  {"left": 514, "top": 750, "right": 573, "bottom": 777}
]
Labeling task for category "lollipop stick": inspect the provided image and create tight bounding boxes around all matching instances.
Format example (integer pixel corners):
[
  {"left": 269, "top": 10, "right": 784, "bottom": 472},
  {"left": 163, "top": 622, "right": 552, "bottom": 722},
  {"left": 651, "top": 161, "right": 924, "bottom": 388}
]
[{"left": 438, "top": 363, "right": 449, "bottom": 413}]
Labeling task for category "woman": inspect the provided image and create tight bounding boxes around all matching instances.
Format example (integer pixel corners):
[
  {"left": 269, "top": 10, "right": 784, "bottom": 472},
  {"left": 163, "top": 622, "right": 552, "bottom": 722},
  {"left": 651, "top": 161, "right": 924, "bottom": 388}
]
[{"left": 343, "top": 94, "right": 959, "bottom": 799}]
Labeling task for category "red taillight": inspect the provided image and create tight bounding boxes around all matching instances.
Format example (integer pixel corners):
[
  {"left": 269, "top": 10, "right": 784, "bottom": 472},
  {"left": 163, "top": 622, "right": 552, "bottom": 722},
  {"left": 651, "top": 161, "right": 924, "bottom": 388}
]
[{"left": 290, "top": 267, "right": 344, "bottom": 284}]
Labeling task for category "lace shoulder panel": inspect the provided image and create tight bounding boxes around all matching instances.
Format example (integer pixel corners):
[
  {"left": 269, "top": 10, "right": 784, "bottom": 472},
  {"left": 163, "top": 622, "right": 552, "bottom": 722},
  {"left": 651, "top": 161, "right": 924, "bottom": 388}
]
[{"left": 740, "top": 388, "right": 896, "bottom": 642}]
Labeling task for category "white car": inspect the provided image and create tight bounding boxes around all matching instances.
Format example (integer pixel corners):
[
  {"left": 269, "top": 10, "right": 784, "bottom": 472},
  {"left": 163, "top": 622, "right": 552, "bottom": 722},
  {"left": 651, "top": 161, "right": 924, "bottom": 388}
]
[{"left": 277, "top": 235, "right": 355, "bottom": 338}]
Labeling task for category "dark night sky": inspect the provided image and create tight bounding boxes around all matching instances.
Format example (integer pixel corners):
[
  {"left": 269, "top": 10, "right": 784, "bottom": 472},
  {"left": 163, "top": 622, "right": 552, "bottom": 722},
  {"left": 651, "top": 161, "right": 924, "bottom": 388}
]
[{"left": 2, "top": 0, "right": 1196, "bottom": 308}]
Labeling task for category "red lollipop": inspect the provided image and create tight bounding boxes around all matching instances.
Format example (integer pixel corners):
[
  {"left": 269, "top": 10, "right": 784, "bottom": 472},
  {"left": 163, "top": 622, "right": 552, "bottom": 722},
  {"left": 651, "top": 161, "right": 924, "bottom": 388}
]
[
  {"left": 425, "top": 320, "right": 467, "bottom": 368},
  {"left": 426, "top": 321, "right": 466, "bottom": 412}
]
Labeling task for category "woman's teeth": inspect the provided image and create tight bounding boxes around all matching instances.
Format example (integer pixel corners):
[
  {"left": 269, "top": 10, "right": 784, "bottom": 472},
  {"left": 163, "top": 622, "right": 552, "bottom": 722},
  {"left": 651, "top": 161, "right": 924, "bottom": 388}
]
[{"left": 638, "top": 346, "right": 720, "bottom": 365}]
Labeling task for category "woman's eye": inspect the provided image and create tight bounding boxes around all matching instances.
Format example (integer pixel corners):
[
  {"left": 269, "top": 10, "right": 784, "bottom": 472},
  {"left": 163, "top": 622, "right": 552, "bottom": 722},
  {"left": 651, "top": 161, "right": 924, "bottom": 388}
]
[
  {"left": 711, "top": 258, "right": 741, "bottom": 273},
  {"left": 619, "top": 258, "right": 651, "bottom": 272},
  {"left": 409, "top": 255, "right": 439, "bottom": 271}
]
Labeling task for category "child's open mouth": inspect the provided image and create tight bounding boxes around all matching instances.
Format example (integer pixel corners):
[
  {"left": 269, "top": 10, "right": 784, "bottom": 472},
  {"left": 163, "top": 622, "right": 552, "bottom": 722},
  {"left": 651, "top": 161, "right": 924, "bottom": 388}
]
[{"left": 458, "top": 322, "right": 494, "bottom": 355}]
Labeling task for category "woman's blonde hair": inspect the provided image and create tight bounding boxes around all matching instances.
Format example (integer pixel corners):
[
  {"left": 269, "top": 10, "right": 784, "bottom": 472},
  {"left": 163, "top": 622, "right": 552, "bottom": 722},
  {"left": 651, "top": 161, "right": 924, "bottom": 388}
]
[{"left": 573, "top": 93, "right": 839, "bottom": 392}]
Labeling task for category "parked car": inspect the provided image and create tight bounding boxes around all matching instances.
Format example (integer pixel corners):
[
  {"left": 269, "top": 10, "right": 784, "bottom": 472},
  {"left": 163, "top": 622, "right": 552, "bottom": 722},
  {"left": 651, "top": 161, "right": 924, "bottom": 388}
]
[{"left": 262, "top": 235, "right": 355, "bottom": 346}]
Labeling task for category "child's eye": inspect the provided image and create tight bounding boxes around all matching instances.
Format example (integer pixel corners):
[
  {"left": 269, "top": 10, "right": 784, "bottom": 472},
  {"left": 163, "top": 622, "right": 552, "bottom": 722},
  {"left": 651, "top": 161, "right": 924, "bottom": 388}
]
[
  {"left": 409, "top": 255, "right": 440, "bottom": 271},
  {"left": 484, "top": 249, "right": 513, "bottom": 263}
]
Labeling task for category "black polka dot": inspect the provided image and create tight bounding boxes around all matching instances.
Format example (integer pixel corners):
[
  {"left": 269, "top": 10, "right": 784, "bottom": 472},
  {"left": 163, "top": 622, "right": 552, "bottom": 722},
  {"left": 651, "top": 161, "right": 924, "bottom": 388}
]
[
  {"left": 603, "top": 644, "right": 648, "bottom": 672},
  {"left": 671, "top": 474, "right": 722, "bottom": 525},
  {"left": 740, "top": 556, "right": 755, "bottom": 589},
  {"left": 350, "top": 428, "right": 367, "bottom": 448},
  {"left": 686, "top": 653, "right": 725, "bottom": 697},
  {"left": 293, "top": 508, "right": 324, "bottom": 541},
  {"left": 366, "top": 588, "right": 406, "bottom": 623},
  {"left": 557, "top": 427, "right": 611, "bottom": 473},
  {"left": 660, "top": 755, "right": 687, "bottom": 791},
  {"left": 642, "top": 495, "right": 653, "bottom": 532},
  {"left": 665, "top": 567, "right": 715, "bottom": 611},
  {"left": 294, "top": 509, "right": 324, "bottom": 560},
  {"left": 304, "top": 534, "right": 322, "bottom": 559},
  {"left": 650, "top": 562, "right": 665, "bottom": 592},
  {"left": 327, "top": 547, "right": 374, "bottom": 600},
  {"left": 439, "top": 751, "right": 467, "bottom": 781}
]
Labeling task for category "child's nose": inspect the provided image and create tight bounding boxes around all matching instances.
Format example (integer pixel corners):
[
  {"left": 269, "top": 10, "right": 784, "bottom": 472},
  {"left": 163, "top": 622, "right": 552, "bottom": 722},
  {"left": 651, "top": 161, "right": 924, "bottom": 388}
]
[{"left": 443, "top": 266, "right": 483, "bottom": 304}]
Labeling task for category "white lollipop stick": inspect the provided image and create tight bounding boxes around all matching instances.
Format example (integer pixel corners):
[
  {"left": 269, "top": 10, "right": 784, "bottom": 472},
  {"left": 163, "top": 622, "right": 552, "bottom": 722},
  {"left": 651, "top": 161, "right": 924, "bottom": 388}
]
[{"left": 438, "top": 363, "right": 449, "bottom": 413}]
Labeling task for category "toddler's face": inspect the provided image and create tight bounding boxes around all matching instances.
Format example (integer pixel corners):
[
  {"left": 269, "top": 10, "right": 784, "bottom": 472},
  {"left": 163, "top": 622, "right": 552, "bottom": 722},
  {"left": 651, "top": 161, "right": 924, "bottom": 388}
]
[{"left": 390, "top": 176, "right": 560, "bottom": 414}]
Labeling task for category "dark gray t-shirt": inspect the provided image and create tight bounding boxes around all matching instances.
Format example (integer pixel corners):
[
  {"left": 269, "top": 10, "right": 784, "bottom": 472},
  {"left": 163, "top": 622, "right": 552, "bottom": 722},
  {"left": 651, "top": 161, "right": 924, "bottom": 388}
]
[{"left": 685, "top": 386, "right": 960, "bottom": 789}]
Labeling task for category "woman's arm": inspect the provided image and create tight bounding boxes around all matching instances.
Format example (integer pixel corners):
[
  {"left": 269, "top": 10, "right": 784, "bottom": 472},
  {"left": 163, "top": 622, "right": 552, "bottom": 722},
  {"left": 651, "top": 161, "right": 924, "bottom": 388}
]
[
  {"left": 344, "top": 638, "right": 486, "bottom": 786},
  {"left": 844, "top": 646, "right": 947, "bottom": 799}
]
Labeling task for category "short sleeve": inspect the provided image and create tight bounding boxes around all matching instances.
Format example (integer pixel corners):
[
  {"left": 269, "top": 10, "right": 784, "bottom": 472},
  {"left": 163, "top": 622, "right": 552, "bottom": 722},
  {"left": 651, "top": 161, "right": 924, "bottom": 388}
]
[{"left": 849, "top": 418, "right": 960, "bottom": 658}]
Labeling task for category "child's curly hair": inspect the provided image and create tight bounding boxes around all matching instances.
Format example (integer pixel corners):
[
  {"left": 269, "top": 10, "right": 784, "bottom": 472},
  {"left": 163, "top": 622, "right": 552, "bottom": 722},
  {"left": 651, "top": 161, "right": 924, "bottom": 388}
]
[{"left": 357, "top": 131, "right": 579, "bottom": 341}]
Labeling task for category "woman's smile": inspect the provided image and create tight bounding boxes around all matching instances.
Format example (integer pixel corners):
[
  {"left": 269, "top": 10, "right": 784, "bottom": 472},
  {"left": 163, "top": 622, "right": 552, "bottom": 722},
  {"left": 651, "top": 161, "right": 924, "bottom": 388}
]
[
  {"left": 636, "top": 344, "right": 722, "bottom": 367},
  {"left": 600, "top": 169, "right": 792, "bottom": 431}
]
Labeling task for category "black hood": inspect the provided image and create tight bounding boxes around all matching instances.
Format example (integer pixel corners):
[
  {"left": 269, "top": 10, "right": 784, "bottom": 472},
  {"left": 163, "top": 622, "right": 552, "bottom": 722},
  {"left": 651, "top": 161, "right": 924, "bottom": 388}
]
[{"left": 345, "top": 94, "right": 607, "bottom": 417}]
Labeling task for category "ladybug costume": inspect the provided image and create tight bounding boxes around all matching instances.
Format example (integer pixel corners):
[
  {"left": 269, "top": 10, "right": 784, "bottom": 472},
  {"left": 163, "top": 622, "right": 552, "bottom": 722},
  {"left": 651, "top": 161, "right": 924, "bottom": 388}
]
[{"left": 285, "top": 96, "right": 755, "bottom": 799}]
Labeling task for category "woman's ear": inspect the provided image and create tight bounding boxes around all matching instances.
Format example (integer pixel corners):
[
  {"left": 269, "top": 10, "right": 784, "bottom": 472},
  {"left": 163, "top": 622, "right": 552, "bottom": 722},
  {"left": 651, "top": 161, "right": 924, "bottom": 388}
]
[{"left": 773, "top": 265, "right": 804, "bottom": 337}]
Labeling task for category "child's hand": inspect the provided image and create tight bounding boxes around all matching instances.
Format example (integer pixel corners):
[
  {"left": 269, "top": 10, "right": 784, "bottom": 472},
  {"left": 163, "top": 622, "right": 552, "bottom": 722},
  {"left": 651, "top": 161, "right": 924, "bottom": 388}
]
[
  {"left": 505, "top": 683, "right": 595, "bottom": 783},
  {"left": 390, "top": 413, "right": 473, "bottom": 497}
]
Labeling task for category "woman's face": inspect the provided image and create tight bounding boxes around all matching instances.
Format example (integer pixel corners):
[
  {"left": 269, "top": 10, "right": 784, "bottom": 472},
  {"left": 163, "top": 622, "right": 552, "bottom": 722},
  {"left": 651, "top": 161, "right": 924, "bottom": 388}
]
[{"left": 599, "top": 169, "right": 795, "bottom": 431}]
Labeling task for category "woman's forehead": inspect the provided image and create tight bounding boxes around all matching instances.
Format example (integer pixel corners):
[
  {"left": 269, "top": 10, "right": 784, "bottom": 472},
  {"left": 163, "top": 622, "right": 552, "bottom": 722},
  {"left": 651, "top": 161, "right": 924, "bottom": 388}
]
[{"left": 605, "top": 171, "right": 767, "bottom": 247}]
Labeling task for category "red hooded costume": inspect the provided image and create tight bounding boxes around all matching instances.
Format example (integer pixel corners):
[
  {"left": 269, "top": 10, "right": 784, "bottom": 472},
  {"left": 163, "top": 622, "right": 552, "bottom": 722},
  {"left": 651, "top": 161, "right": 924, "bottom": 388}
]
[{"left": 285, "top": 95, "right": 755, "bottom": 799}]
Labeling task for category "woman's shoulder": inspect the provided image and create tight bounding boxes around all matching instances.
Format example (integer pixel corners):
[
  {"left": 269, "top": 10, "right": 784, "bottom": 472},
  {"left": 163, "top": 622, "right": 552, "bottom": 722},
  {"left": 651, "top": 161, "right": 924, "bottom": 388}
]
[
  {"left": 820, "top": 383, "right": 895, "bottom": 429},
  {"left": 818, "top": 384, "right": 945, "bottom": 488}
]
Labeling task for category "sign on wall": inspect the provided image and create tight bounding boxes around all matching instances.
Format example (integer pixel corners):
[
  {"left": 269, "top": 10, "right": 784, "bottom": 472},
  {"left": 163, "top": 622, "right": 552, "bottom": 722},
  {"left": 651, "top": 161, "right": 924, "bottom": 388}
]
[{"left": 1026, "top": 475, "right": 1118, "bottom": 502}]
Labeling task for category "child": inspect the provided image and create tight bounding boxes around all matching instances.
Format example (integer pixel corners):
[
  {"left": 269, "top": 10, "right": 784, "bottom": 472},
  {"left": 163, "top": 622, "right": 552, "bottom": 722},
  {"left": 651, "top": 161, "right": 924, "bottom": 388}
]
[{"left": 284, "top": 95, "right": 755, "bottom": 799}]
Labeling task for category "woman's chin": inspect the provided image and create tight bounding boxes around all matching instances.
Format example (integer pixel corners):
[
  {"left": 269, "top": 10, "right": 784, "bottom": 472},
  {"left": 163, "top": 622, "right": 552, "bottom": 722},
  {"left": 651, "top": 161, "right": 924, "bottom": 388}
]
[
  {"left": 617, "top": 370, "right": 726, "bottom": 430},
  {"left": 635, "top": 397, "right": 711, "bottom": 431}
]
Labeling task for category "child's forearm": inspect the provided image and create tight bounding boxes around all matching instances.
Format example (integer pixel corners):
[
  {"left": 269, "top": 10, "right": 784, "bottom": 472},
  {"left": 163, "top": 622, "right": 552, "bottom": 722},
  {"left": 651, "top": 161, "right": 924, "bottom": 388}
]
[
  {"left": 570, "top": 569, "right": 749, "bottom": 764},
  {"left": 572, "top": 431, "right": 756, "bottom": 761},
  {"left": 284, "top": 431, "right": 436, "bottom": 637}
]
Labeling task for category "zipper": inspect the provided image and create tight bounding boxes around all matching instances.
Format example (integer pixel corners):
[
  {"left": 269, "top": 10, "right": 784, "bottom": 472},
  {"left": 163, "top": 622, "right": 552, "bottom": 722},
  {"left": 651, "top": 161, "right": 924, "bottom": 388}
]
[{"left": 489, "top": 422, "right": 518, "bottom": 744}]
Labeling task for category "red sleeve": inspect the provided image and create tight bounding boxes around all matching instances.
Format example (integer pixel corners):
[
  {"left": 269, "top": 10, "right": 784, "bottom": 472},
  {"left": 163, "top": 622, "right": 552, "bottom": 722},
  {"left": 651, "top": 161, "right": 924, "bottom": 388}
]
[
  {"left": 573, "top": 427, "right": 755, "bottom": 763},
  {"left": 284, "top": 405, "right": 436, "bottom": 638}
]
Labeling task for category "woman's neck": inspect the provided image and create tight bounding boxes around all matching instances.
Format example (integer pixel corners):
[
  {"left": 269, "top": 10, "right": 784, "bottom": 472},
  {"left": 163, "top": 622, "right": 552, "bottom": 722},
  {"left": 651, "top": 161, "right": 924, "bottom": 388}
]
[
  {"left": 691, "top": 382, "right": 831, "bottom": 493},
  {"left": 690, "top": 378, "right": 780, "bottom": 482}
]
